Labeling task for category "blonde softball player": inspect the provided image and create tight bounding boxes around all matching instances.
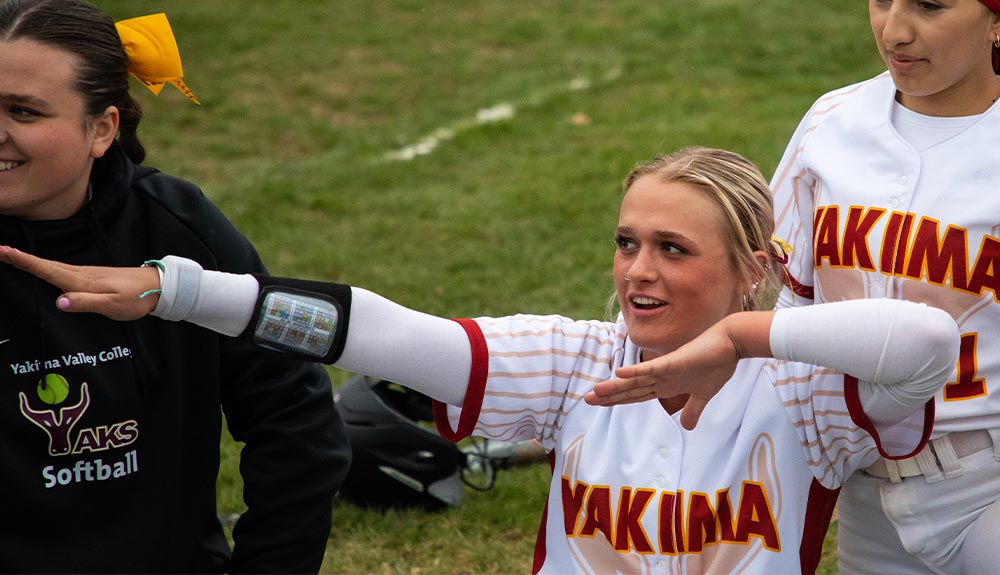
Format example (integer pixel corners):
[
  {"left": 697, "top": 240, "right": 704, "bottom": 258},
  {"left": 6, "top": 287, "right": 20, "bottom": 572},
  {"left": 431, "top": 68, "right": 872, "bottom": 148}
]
[
  {"left": 0, "top": 148, "right": 959, "bottom": 574},
  {"left": 770, "top": 1, "right": 1000, "bottom": 572}
]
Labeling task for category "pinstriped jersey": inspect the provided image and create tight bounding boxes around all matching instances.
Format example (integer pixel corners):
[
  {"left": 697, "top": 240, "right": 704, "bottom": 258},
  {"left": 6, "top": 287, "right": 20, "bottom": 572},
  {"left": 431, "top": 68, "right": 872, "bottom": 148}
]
[
  {"left": 433, "top": 313, "right": 929, "bottom": 575},
  {"left": 771, "top": 72, "right": 1000, "bottom": 437}
]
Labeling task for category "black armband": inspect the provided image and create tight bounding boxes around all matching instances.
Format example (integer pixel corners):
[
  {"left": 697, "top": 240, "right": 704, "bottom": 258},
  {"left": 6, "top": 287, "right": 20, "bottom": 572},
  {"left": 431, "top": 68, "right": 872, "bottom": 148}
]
[{"left": 240, "top": 275, "right": 353, "bottom": 364}]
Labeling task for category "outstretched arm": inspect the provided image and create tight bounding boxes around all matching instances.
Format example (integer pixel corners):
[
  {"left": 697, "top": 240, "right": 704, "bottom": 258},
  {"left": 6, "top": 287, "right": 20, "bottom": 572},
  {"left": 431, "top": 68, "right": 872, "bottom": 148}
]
[
  {"left": 0, "top": 247, "right": 472, "bottom": 405},
  {"left": 0, "top": 247, "right": 258, "bottom": 335}
]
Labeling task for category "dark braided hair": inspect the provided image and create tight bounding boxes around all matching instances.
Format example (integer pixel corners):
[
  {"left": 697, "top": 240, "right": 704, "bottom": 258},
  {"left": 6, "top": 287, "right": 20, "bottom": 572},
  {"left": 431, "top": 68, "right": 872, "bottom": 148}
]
[{"left": 0, "top": 0, "right": 146, "bottom": 162}]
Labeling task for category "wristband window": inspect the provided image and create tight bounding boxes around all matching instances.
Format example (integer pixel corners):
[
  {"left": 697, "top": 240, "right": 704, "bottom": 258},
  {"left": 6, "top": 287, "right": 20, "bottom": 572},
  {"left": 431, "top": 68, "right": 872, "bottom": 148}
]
[{"left": 253, "top": 291, "right": 339, "bottom": 358}]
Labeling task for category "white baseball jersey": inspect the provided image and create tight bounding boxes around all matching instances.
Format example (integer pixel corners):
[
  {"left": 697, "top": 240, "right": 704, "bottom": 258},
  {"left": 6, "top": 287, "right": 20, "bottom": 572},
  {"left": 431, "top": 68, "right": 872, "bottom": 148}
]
[
  {"left": 771, "top": 71, "right": 1000, "bottom": 437},
  {"left": 433, "top": 313, "right": 931, "bottom": 574}
]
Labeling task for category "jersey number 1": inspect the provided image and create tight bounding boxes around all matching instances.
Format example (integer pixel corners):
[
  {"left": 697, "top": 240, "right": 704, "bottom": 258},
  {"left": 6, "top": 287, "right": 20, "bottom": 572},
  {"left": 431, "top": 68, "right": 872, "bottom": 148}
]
[{"left": 944, "top": 333, "right": 986, "bottom": 402}]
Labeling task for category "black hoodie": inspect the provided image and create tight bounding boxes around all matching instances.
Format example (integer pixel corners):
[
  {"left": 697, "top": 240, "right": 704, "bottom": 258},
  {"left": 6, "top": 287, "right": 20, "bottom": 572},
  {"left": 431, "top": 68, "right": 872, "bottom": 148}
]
[{"left": 0, "top": 144, "right": 350, "bottom": 573}]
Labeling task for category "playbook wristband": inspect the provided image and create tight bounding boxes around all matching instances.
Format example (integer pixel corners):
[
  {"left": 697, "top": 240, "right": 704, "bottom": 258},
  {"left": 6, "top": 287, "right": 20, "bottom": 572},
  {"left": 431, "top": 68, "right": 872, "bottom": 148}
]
[{"left": 241, "top": 275, "right": 353, "bottom": 364}]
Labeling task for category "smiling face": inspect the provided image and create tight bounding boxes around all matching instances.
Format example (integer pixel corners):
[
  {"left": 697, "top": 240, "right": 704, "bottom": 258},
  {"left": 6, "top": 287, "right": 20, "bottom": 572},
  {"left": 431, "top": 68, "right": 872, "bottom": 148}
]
[
  {"left": 0, "top": 39, "right": 117, "bottom": 221},
  {"left": 613, "top": 175, "right": 748, "bottom": 359},
  {"left": 869, "top": 0, "right": 1000, "bottom": 116}
]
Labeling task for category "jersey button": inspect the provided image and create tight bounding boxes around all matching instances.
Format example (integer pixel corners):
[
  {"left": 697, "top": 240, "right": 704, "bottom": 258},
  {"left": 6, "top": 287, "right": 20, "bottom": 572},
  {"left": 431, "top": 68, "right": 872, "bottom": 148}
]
[
  {"left": 897, "top": 175, "right": 908, "bottom": 185},
  {"left": 657, "top": 559, "right": 668, "bottom": 570},
  {"left": 657, "top": 447, "right": 670, "bottom": 459},
  {"left": 653, "top": 474, "right": 666, "bottom": 487},
  {"left": 888, "top": 197, "right": 900, "bottom": 208}
]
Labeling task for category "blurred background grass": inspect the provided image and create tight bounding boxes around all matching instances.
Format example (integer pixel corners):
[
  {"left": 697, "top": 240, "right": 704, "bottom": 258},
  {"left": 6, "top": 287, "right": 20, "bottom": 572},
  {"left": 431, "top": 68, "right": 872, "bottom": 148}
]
[{"left": 99, "top": 1, "right": 883, "bottom": 572}]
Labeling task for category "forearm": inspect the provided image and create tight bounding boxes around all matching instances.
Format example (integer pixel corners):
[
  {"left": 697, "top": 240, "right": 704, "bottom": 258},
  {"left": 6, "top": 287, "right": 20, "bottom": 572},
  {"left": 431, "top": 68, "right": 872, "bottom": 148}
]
[
  {"left": 769, "top": 299, "right": 960, "bottom": 405},
  {"left": 151, "top": 255, "right": 258, "bottom": 336},
  {"left": 151, "top": 256, "right": 471, "bottom": 405},
  {"left": 718, "top": 310, "right": 776, "bottom": 359}
]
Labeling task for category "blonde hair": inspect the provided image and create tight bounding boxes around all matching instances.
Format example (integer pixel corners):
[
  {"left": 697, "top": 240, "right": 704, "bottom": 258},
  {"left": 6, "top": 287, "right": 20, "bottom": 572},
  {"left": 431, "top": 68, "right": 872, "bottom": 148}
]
[{"left": 621, "top": 147, "right": 780, "bottom": 311}]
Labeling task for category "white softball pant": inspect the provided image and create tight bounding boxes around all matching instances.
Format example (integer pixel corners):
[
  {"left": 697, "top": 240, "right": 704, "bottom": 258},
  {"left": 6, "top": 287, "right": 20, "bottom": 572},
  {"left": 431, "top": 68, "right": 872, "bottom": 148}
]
[{"left": 838, "top": 429, "right": 1000, "bottom": 574}]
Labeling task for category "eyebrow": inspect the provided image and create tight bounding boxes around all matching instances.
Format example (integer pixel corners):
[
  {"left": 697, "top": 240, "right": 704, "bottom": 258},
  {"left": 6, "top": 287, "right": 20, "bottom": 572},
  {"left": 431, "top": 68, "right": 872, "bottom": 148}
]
[
  {"left": 616, "top": 225, "right": 692, "bottom": 243},
  {"left": 0, "top": 92, "right": 51, "bottom": 109}
]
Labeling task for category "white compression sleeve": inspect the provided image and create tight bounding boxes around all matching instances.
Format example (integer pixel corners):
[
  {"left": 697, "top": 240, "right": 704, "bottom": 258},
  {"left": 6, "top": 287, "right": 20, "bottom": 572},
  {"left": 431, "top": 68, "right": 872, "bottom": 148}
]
[
  {"left": 769, "top": 299, "right": 959, "bottom": 424},
  {"left": 150, "top": 258, "right": 472, "bottom": 405},
  {"left": 334, "top": 288, "right": 471, "bottom": 406},
  {"left": 150, "top": 256, "right": 258, "bottom": 337}
]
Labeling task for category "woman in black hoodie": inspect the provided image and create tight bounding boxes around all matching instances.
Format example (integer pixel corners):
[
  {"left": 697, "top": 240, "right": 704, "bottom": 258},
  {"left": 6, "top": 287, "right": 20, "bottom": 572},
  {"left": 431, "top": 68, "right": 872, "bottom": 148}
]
[{"left": 0, "top": 1, "right": 349, "bottom": 572}]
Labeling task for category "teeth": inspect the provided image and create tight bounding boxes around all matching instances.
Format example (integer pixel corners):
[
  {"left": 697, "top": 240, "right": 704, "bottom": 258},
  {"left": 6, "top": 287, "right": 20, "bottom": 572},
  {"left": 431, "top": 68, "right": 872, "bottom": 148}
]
[
  {"left": 632, "top": 297, "right": 663, "bottom": 306},
  {"left": 0, "top": 161, "right": 20, "bottom": 171}
]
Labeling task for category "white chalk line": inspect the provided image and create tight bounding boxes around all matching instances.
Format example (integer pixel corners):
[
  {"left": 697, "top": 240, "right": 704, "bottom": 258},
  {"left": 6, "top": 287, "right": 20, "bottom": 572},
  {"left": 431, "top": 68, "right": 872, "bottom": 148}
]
[{"left": 384, "top": 66, "right": 622, "bottom": 162}]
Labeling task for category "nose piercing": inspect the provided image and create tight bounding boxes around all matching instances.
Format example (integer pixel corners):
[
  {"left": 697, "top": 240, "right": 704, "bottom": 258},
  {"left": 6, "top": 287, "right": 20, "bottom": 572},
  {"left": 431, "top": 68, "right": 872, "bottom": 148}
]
[
  {"left": 0, "top": 131, "right": 6, "bottom": 145},
  {"left": 624, "top": 273, "right": 631, "bottom": 281}
]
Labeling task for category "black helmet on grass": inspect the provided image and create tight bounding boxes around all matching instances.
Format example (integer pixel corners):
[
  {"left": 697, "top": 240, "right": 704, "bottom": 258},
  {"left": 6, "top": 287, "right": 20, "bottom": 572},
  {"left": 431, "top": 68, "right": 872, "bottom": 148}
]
[{"left": 334, "top": 375, "right": 465, "bottom": 508}]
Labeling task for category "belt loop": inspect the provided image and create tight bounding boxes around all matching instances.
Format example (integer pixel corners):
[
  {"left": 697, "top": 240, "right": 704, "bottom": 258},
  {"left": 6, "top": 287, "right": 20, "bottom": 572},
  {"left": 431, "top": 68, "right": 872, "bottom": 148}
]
[
  {"left": 989, "top": 429, "right": 1000, "bottom": 462},
  {"left": 916, "top": 444, "right": 946, "bottom": 482},
  {"left": 929, "top": 437, "right": 961, "bottom": 479},
  {"left": 884, "top": 458, "right": 903, "bottom": 483}
]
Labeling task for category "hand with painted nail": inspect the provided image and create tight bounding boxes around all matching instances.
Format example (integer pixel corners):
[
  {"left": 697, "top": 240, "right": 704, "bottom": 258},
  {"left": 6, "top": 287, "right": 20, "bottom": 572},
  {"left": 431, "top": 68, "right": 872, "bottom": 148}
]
[
  {"left": 584, "top": 310, "right": 773, "bottom": 429},
  {"left": 0, "top": 246, "right": 159, "bottom": 320}
]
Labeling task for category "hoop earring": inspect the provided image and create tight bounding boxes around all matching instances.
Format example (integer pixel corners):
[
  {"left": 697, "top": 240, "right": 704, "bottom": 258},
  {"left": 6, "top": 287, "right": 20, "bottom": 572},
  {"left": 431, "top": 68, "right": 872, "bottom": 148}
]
[{"left": 742, "top": 278, "right": 762, "bottom": 311}]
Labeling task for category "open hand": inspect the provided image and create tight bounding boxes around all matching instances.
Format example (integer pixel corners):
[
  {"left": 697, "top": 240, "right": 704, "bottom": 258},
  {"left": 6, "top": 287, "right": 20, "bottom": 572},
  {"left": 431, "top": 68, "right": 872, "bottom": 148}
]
[
  {"left": 0, "top": 246, "right": 160, "bottom": 321},
  {"left": 584, "top": 312, "right": 773, "bottom": 430}
]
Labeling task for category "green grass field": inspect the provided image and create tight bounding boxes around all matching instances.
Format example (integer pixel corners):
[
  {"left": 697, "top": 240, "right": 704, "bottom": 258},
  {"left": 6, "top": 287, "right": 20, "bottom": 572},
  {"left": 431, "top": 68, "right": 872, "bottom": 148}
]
[{"left": 99, "top": 1, "right": 885, "bottom": 572}]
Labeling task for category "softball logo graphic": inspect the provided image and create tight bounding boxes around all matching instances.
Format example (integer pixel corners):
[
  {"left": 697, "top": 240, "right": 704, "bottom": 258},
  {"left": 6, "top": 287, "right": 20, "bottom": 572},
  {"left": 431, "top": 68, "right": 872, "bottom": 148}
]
[{"left": 20, "top": 373, "right": 141, "bottom": 462}]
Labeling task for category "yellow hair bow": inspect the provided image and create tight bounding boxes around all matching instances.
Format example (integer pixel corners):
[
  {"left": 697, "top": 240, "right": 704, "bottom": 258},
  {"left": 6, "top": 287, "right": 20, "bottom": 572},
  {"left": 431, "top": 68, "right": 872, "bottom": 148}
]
[{"left": 115, "top": 13, "right": 200, "bottom": 105}]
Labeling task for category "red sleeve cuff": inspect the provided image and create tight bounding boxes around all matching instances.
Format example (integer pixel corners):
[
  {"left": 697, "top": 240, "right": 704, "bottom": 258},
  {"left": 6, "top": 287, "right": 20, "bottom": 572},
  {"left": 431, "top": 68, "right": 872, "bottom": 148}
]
[
  {"left": 434, "top": 318, "right": 489, "bottom": 442},
  {"left": 844, "top": 375, "right": 936, "bottom": 459}
]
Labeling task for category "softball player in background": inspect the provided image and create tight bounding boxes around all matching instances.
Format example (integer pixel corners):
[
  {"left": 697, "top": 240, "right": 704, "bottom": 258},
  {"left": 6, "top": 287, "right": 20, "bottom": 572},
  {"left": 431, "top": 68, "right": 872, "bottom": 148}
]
[
  {"left": 0, "top": 147, "right": 959, "bottom": 574},
  {"left": 770, "top": 0, "right": 1000, "bottom": 572}
]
